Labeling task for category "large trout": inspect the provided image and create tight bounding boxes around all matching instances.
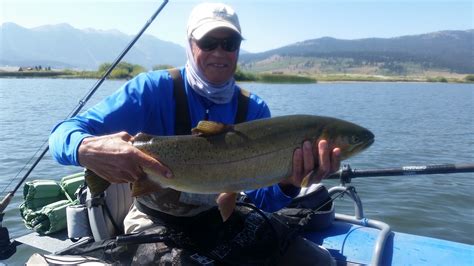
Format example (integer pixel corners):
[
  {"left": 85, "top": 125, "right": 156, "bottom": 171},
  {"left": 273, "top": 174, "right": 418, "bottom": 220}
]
[{"left": 86, "top": 114, "right": 374, "bottom": 220}]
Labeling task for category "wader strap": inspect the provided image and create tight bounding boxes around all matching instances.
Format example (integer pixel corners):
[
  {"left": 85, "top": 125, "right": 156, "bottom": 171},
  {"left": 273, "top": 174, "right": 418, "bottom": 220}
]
[
  {"left": 169, "top": 69, "right": 250, "bottom": 135},
  {"left": 235, "top": 88, "right": 250, "bottom": 124},
  {"left": 169, "top": 68, "right": 191, "bottom": 135}
]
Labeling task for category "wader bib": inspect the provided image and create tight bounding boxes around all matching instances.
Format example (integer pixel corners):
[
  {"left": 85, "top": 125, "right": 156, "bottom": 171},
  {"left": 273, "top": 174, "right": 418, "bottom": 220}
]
[{"left": 59, "top": 69, "right": 335, "bottom": 265}]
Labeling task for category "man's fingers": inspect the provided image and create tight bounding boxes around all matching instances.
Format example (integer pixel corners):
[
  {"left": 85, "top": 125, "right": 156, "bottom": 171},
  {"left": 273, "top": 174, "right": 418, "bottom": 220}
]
[
  {"left": 318, "top": 140, "right": 330, "bottom": 177},
  {"left": 331, "top": 148, "right": 341, "bottom": 173},
  {"left": 302, "top": 141, "right": 314, "bottom": 175},
  {"left": 287, "top": 140, "right": 341, "bottom": 187},
  {"left": 135, "top": 166, "right": 148, "bottom": 180},
  {"left": 292, "top": 148, "right": 303, "bottom": 179},
  {"left": 125, "top": 165, "right": 147, "bottom": 182},
  {"left": 136, "top": 150, "right": 173, "bottom": 178},
  {"left": 117, "top": 131, "right": 133, "bottom": 142}
]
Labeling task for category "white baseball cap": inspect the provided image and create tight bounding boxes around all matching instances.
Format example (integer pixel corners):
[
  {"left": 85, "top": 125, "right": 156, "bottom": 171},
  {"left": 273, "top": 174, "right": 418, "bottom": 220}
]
[{"left": 187, "top": 3, "right": 241, "bottom": 40}]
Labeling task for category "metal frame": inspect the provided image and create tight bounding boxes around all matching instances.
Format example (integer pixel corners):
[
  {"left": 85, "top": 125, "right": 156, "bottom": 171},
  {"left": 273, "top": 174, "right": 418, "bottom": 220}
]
[{"left": 329, "top": 182, "right": 392, "bottom": 266}]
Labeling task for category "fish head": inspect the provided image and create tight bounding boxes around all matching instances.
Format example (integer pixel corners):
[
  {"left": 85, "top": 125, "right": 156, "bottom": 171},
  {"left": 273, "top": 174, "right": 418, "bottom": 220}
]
[{"left": 319, "top": 118, "right": 374, "bottom": 160}]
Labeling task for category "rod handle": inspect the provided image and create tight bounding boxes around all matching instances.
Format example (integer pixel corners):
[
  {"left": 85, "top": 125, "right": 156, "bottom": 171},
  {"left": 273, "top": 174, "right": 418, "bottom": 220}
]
[{"left": 0, "top": 192, "right": 13, "bottom": 214}]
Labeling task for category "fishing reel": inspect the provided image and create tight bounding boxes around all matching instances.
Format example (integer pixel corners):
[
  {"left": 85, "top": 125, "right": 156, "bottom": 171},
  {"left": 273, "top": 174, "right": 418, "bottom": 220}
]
[
  {"left": 327, "top": 164, "right": 354, "bottom": 185},
  {"left": 0, "top": 213, "right": 17, "bottom": 260}
]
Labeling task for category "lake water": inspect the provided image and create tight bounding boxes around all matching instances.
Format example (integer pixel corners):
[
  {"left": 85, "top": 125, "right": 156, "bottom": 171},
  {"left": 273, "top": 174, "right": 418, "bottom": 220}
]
[{"left": 1, "top": 78, "right": 473, "bottom": 264}]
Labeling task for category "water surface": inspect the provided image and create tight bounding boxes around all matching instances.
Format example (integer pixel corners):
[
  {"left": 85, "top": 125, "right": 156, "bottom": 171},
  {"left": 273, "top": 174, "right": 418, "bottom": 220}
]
[{"left": 1, "top": 78, "right": 472, "bottom": 264}]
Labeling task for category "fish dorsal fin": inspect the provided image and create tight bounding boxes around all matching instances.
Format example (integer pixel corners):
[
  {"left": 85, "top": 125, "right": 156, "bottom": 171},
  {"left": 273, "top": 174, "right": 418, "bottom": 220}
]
[
  {"left": 133, "top": 133, "right": 155, "bottom": 143},
  {"left": 191, "top": 121, "right": 233, "bottom": 136}
]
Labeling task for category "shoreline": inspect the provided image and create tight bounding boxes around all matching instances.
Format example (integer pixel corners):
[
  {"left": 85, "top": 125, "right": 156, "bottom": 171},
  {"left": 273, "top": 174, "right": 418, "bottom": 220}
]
[{"left": 0, "top": 71, "right": 472, "bottom": 84}]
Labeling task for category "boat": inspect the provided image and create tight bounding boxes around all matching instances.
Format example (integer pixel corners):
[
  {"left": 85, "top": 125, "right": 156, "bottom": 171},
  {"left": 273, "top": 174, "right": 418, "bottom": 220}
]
[{"left": 6, "top": 164, "right": 474, "bottom": 265}]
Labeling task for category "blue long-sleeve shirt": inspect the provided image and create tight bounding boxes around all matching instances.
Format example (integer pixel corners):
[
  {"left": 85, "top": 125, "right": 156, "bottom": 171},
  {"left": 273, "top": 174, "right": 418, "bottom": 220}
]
[{"left": 49, "top": 67, "right": 299, "bottom": 212}]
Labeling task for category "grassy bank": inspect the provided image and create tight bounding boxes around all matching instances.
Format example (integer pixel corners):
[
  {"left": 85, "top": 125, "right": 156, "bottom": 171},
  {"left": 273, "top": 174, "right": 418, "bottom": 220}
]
[
  {"left": 235, "top": 69, "right": 316, "bottom": 83},
  {"left": 0, "top": 71, "right": 69, "bottom": 78},
  {"left": 1, "top": 65, "right": 473, "bottom": 84},
  {"left": 312, "top": 74, "right": 474, "bottom": 83},
  {"left": 0, "top": 69, "right": 318, "bottom": 83},
  {"left": 0, "top": 70, "right": 101, "bottom": 79}
]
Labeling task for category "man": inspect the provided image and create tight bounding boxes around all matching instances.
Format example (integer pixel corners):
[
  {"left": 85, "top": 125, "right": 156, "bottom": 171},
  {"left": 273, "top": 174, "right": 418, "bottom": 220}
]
[{"left": 49, "top": 3, "right": 339, "bottom": 265}]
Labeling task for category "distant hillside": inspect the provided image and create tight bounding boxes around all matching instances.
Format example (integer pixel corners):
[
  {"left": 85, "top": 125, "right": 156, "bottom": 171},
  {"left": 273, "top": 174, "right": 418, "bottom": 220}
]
[
  {"left": 0, "top": 23, "right": 186, "bottom": 70},
  {"left": 1, "top": 23, "right": 472, "bottom": 76},
  {"left": 240, "top": 30, "right": 474, "bottom": 75}
]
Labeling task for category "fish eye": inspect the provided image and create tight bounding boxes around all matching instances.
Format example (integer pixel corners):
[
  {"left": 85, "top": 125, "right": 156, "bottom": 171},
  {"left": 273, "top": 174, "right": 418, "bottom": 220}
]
[{"left": 351, "top": 136, "right": 360, "bottom": 143}]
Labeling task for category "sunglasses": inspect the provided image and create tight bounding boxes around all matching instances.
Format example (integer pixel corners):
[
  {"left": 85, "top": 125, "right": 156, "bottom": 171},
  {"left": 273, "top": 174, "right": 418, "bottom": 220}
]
[{"left": 194, "top": 35, "right": 242, "bottom": 52}]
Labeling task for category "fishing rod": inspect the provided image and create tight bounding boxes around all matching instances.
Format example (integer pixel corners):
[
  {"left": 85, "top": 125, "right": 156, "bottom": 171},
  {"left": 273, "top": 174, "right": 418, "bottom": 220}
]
[
  {"left": 0, "top": 2, "right": 170, "bottom": 259},
  {"left": 0, "top": 0, "right": 169, "bottom": 215},
  {"left": 327, "top": 163, "right": 474, "bottom": 184},
  {"left": 289, "top": 163, "right": 474, "bottom": 219}
]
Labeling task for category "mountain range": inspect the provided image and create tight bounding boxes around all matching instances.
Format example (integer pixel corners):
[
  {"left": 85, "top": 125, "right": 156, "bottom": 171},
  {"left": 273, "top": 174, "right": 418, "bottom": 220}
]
[
  {"left": 239, "top": 30, "right": 474, "bottom": 75},
  {"left": 0, "top": 22, "right": 185, "bottom": 69},
  {"left": 1, "top": 23, "right": 473, "bottom": 74}
]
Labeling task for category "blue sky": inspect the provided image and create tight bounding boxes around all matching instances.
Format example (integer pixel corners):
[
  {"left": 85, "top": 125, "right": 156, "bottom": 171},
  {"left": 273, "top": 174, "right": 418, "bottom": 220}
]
[{"left": 1, "top": 0, "right": 472, "bottom": 53}]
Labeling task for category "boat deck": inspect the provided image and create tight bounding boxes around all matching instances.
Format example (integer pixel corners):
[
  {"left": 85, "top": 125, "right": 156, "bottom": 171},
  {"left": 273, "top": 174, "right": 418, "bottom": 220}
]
[
  {"left": 16, "top": 219, "right": 474, "bottom": 265},
  {"left": 305, "top": 220, "right": 474, "bottom": 265}
]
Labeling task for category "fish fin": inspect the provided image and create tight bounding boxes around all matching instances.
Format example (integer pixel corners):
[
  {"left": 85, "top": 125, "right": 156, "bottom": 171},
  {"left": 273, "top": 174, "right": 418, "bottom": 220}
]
[
  {"left": 300, "top": 170, "right": 316, "bottom": 187},
  {"left": 131, "top": 178, "right": 165, "bottom": 197},
  {"left": 191, "top": 121, "right": 233, "bottom": 136},
  {"left": 216, "top": 192, "right": 237, "bottom": 222},
  {"left": 84, "top": 169, "right": 110, "bottom": 197},
  {"left": 133, "top": 132, "right": 155, "bottom": 143}
]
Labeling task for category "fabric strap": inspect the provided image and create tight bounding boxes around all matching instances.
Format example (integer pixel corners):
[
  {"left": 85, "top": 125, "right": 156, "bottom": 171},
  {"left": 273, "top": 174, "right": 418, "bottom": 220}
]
[{"left": 169, "top": 68, "right": 191, "bottom": 136}]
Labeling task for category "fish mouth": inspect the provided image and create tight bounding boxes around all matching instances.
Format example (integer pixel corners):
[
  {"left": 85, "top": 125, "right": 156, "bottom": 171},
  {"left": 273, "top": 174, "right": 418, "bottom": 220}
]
[
  {"left": 356, "top": 130, "right": 375, "bottom": 151},
  {"left": 365, "top": 138, "right": 375, "bottom": 148},
  {"left": 358, "top": 137, "right": 375, "bottom": 151},
  {"left": 344, "top": 137, "right": 375, "bottom": 159}
]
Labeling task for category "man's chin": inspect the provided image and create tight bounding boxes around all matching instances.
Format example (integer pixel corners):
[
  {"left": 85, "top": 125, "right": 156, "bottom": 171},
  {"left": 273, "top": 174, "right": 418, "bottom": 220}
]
[{"left": 205, "top": 71, "right": 233, "bottom": 84}]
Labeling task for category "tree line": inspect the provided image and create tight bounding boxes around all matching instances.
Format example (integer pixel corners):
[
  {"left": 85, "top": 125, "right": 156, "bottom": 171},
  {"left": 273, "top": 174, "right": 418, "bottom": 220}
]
[
  {"left": 79, "top": 62, "right": 474, "bottom": 83},
  {"left": 97, "top": 62, "right": 256, "bottom": 80}
]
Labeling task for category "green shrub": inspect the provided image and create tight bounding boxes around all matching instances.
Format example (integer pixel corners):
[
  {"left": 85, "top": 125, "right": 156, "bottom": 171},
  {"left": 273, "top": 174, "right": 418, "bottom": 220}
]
[
  {"left": 152, "top": 64, "right": 175, "bottom": 71},
  {"left": 464, "top": 75, "right": 474, "bottom": 82},
  {"left": 97, "top": 63, "right": 112, "bottom": 75},
  {"left": 235, "top": 68, "right": 257, "bottom": 81},
  {"left": 99, "top": 61, "right": 146, "bottom": 79},
  {"left": 110, "top": 68, "right": 130, "bottom": 79},
  {"left": 131, "top": 65, "right": 146, "bottom": 77},
  {"left": 427, "top": 76, "right": 448, "bottom": 83},
  {"left": 257, "top": 73, "right": 316, "bottom": 83}
]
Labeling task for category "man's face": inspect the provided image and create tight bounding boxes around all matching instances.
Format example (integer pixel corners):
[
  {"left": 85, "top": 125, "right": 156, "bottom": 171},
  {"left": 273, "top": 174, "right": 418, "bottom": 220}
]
[{"left": 191, "top": 28, "right": 240, "bottom": 85}]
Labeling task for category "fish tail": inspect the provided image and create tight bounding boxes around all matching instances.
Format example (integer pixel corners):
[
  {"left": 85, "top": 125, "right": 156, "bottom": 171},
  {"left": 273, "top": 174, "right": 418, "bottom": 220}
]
[{"left": 84, "top": 169, "right": 111, "bottom": 197}]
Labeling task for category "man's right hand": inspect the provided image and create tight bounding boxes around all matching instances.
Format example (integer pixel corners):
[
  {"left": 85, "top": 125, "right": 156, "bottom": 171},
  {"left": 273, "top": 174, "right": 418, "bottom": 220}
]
[{"left": 78, "top": 132, "right": 172, "bottom": 183}]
